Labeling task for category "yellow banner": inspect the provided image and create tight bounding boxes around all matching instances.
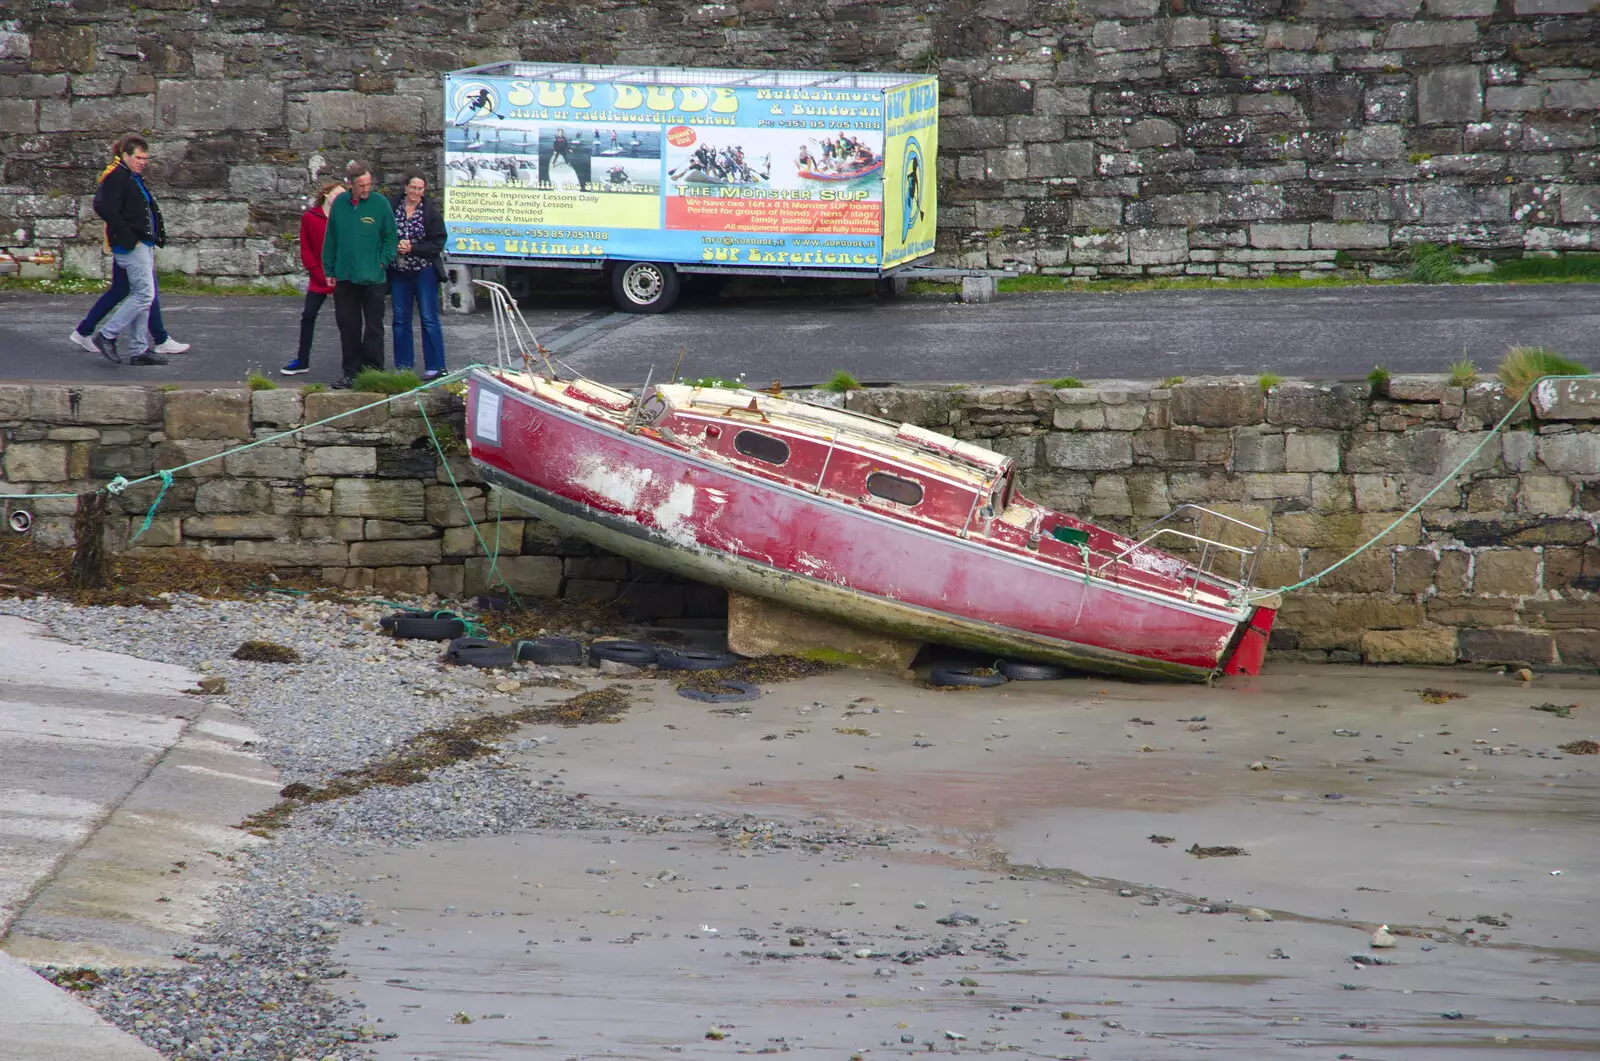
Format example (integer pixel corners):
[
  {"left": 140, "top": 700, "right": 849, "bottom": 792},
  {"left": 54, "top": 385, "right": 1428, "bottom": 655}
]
[
  {"left": 445, "top": 187, "right": 660, "bottom": 229},
  {"left": 881, "top": 77, "right": 939, "bottom": 269}
]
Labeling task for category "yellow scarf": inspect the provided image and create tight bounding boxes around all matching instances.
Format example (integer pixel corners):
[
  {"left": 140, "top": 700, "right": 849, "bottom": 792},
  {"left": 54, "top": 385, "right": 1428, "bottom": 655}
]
[{"left": 98, "top": 158, "right": 120, "bottom": 253}]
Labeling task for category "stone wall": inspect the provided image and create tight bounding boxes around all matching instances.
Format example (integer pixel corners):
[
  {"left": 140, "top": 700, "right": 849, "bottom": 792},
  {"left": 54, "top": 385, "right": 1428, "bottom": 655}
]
[
  {"left": 1, "top": 377, "right": 1596, "bottom": 667},
  {"left": 0, "top": 384, "right": 727, "bottom": 619},
  {"left": 2, "top": 1, "right": 1595, "bottom": 282}
]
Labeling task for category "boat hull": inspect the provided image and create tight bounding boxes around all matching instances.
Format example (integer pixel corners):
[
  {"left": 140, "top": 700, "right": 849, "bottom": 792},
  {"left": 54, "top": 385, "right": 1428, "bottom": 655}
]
[{"left": 467, "top": 372, "right": 1254, "bottom": 682}]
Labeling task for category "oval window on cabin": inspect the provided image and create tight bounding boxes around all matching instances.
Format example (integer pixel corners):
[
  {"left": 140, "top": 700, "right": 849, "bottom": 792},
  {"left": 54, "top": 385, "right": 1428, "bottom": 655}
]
[
  {"left": 734, "top": 430, "right": 790, "bottom": 466},
  {"left": 866, "top": 471, "right": 923, "bottom": 507}
]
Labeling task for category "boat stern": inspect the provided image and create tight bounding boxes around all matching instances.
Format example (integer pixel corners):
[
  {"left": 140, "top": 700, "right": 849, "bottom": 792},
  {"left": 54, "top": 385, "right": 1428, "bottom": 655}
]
[{"left": 1220, "top": 598, "right": 1278, "bottom": 677}]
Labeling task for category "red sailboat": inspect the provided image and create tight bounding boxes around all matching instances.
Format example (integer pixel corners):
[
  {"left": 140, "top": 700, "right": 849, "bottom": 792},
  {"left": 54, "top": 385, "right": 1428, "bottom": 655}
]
[{"left": 463, "top": 285, "right": 1277, "bottom": 681}]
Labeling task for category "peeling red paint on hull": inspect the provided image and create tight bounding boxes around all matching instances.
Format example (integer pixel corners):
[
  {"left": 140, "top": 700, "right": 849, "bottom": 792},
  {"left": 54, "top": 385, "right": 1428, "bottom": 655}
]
[{"left": 467, "top": 370, "right": 1268, "bottom": 681}]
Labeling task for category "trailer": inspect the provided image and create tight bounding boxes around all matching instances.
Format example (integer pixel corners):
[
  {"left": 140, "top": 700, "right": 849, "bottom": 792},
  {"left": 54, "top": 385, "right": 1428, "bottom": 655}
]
[{"left": 441, "top": 62, "right": 939, "bottom": 313}]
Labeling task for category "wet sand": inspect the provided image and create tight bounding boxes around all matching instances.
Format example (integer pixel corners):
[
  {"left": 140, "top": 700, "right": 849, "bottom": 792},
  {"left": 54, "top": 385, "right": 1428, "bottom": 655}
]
[{"left": 326, "top": 664, "right": 1600, "bottom": 1059}]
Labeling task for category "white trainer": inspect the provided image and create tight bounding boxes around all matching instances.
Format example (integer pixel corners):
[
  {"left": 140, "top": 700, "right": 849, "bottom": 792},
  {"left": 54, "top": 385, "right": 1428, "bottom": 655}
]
[
  {"left": 69, "top": 330, "right": 98, "bottom": 353},
  {"left": 152, "top": 337, "right": 192, "bottom": 354}
]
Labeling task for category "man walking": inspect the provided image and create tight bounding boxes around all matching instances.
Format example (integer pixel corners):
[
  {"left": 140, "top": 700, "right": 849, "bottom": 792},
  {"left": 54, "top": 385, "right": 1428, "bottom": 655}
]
[
  {"left": 322, "top": 159, "right": 397, "bottom": 389},
  {"left": 90, "top": 133, "right": 168, "bottom": 366}
]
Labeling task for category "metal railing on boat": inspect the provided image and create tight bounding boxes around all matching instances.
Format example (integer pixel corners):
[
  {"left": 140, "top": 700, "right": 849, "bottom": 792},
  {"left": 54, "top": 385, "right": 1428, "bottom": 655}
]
[{"left": 1092, "top": 504, "right": 1268, "bottom": 606}]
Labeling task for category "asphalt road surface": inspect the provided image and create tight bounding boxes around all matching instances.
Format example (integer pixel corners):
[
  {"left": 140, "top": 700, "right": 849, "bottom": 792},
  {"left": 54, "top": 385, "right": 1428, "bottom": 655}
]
[{"left": 1, "top": 282, "right": 1595, "bottom": 387}]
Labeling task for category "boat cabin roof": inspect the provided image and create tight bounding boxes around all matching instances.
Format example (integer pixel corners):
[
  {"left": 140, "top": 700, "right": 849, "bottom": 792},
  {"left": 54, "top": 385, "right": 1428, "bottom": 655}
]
[
  {"left": 653, "top": 383, "right": 1011, "bottom": 490},
  {"left": 484, "top": 371, "right": 1012, "bottom": 494}
]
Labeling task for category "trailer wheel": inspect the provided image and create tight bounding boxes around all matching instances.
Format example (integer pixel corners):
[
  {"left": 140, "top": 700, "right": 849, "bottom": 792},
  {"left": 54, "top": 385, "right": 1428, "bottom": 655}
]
[{"left": 612, "top": 261, "right": 680, "bottom": 313}]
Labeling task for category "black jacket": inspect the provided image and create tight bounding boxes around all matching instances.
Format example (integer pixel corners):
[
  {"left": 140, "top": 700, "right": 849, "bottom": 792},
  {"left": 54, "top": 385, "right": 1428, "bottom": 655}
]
[
  {"left": 93, "top": 163, "right": 165, "bottom": 251},
  {"left": 394, "top": 195, "right": 446, "bottom": 261}
]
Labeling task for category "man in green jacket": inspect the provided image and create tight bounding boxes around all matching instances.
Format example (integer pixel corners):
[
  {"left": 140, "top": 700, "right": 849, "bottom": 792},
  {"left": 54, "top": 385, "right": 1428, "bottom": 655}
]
[{"left": 322, "top": 159, "right": 398, "bottom": 388}]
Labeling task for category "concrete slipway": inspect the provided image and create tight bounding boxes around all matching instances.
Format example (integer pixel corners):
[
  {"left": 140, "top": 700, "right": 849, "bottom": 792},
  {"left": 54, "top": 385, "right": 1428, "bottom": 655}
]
[{"left": 0, "top": 616, "right": 277, "bottom": 1060}]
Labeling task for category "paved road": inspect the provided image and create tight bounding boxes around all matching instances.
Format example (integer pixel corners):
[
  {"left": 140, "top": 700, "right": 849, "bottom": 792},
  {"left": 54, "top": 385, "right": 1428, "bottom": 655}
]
[{"left": 2, "top": 282, "right": 1595, "bottom": 387}]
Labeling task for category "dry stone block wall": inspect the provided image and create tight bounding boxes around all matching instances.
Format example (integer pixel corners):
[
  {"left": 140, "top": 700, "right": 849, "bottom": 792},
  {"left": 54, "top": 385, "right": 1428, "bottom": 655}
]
[
  {"left": 2, "top": 378, "right": 1597, "bottom": 668},
  {"left": 1, "top": 0, "right": 1595, "bottom": 281},
  {"left": 0, "top": 385, "right": 727, "bottom": 621}
]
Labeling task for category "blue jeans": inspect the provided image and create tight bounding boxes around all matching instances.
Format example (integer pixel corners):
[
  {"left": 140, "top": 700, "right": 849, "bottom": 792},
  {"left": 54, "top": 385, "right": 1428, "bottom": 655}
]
[
  {"left": 388, "top": 267, "right": 445, "bottom": 373},
  {"left": 79, "top": 260, "right": 167, "bottom": 342},
  {"left": 100, "top": 244, "right": 156, "bottom": 356}
]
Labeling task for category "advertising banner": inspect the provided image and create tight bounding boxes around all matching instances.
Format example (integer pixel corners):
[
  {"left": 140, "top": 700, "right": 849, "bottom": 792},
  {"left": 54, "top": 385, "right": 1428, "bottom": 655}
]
[{"left": 443, "top": 66, "right": 937, "bottom": 273}]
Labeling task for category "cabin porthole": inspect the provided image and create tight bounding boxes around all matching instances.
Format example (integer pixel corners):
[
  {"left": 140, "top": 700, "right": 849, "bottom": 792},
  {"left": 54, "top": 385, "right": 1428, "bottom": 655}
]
[
  {"left": 734, "top": 430, "right": 790, "bottom": 465},
  {"left": 866, "top": 471, "right": 923, "bottom": 507}
]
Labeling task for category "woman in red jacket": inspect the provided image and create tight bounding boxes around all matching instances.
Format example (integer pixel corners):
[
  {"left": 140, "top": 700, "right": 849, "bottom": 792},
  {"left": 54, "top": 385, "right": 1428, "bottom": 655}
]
[{"left": 281, "top": 179, "right": 345, "bottom": 375}]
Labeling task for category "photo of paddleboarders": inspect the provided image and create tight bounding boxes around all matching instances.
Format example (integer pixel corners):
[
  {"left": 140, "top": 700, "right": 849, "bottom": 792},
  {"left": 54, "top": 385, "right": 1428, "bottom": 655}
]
[
  {"left": 540, "top": 126, "right": 662, "bottom": 191},
  {"left": 666, "top": 127, "right": 884, "bottom": 193},
  {"left": 443, "top": 124, "right": 659, "bottom": 192}
]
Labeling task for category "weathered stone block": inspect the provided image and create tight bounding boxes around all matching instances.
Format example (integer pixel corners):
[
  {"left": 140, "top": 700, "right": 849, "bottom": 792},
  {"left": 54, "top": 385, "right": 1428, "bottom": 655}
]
[
  {"left": 1344, "top": 433, "right": 1420, "bottom": 473},
  {"left": 223, "top": 442, "right": 306, "bottom": 479},
  {"left": 372, "top": 566, "right": 430, "bottom": 595},
  {"left": 1053, "top": 405, "right": 1106, "bottom": 431},
  {"left": 1027, "top": 141, "right": 1093, "bottom": 178},
  {"left": 232, "top": 540, "right": 350, "bottom": 566},
  {"left": 1458, "top": 629, "right": 1554, "bottom": 665},
  {"left": 1556, "top": 631, "right": 1600, "bottom": 667},
  {"left": 1531, "top": 378, "right": 1600, "bottom": 420},
  {"left": 1387, "top": 375, "right": 1449, "bottom": 402},
  {"left": 443, "top": 521, "right": 525, "bottom": 557},
  {"left": 1519, "top": 476, "right": 1573, "bottom": 515},
  {"left": 303, "top": 391, "right": 390, "bottom": 430},
  {"left": 298, "top": 517, "right": 364, "bottom": 541},
  {"left": 1310, "top": 222, "right": 1389, "bottom": 250},
  {"left": 332, "top": 479, "right": 424, "bottom": 520},
  {"left": 1285, "top": 432, "right": 1341, "bottom": 472},
  {"left": 164, "top": 389, "right": 250, "bottom": 440},
  {"left": 76, "top": 386, "right": 159, "bottom": 424},
  {"left": 1170, "top": 380, "right": 1264, "bottom": 427},
  {"left": 1426, "top": 0, "right": 1495, "bottom": 14},
  {"left": 2, "top": 442, "right": 67, "bottom": 481},
  {"left": 1306, "top": 547, "right": 1394, "bottom": 592},
  {"left": 1044, "top": 433, "right": 1133, "bottom": 471},
  {"left": 182, "top": 515, "right": 292, "bottom": 539},
  {"left": 1417, "top": 66, "right": 1483, "bottom": 125},
  {"left": 1538, "top": 433, "right": 1600, "bottom": 474},
  {"left": 1277, "top": 511, "right": 1423, "bottom": 548},
  {"left": 1362, "top": 628, "right": 1456, "bottom": 665},
  {"left": 349, "top": 539, "right": 443, "bottom": 566},
  {"left": 152, "top": 440, "right": 227, "bottom": 479},
  {"left": 1439, "top": 515, "right": 1595, "bottom": 547},
  {"left": 1232, "top": 430, "right": 1286, "bottom": 472},
  {"left": 363, "top": 519, "right": 438, "bottom": 540},
  {"left": 1472, "top": 550, "right": 1541, "bottom": 595},
  {"left": 1128, "top": 228, "right": 1189, "bottom": 265},
  {"left": 1384, "top": 21, "right": 1478, "bottom": 48},
  {"left": 157, "top": 80, "right": 284, "bottom": 131},
  {"left": 251, "top": 389, "right": 304, "bottom": 426},
  {"left": 1394, "top": 549, "right": 1438, "bottom": 594},
  {"left": 429, "top": 564, "right": 466, "bottom": 598},
  {"left": 971, "top": 80, "right": 1033, "bottom": 116},
  {"left": 193, "top": 479, "right": 273, "bottom": 514},
  {"left": 463, "top": 555, "right": 562, "bottom": 597},
  {"left": 272, "top": 486, "right": 332, "bottom": 517},
  {"left": 306, "top": 446, "right": 378, "bottom": 476},
  {"left": 1524, "top": 599, "right": 1600, "bottom": 630}
]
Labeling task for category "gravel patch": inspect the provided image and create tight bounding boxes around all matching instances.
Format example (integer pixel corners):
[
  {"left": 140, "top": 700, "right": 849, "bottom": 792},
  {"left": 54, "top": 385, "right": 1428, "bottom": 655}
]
[{"left": 3, "top": 593, "right": 902, "bottom": 1061}]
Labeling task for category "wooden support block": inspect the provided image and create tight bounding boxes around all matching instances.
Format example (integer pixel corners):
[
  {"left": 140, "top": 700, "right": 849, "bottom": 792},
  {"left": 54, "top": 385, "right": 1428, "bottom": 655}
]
[{"left": 727, "top": 592, "right": 921, "bottom": 672}]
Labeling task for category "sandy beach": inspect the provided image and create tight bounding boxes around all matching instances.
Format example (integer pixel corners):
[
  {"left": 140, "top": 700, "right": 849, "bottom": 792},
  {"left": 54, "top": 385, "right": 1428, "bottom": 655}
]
[{"left": 321, "top": 662, "right": 1600, "bottom": 1060}]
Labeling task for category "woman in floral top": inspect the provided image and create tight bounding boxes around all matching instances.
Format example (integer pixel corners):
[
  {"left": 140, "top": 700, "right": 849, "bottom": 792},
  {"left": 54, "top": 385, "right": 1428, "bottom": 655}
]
[{"left": 388, "top": 171, "right": 448, "bottom": 379}]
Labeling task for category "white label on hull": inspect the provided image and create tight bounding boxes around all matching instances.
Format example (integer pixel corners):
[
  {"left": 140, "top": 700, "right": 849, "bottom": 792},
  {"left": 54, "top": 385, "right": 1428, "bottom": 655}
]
[{"left": 475, "top": 390, "right": 502, "bottom": 445}]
